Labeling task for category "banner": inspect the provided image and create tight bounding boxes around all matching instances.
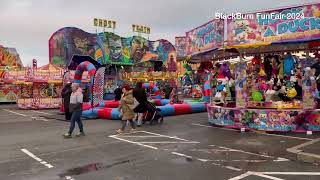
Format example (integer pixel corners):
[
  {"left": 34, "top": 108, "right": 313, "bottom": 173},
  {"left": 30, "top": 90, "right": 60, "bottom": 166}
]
[
  {"left": 49, "top": 28, "right": 176, "bottom": 67},
  {"left": 227, "top": 3, "right": 320, "bottom": 46},
  {"left": 185, "top": 20, "right": 224, "bottom": 55},
  {"left": 93, "top": 67, "right": 106, "bottom": 107},
  {"left": 175, "top": 36, "right": 186, "bottom": 58}
]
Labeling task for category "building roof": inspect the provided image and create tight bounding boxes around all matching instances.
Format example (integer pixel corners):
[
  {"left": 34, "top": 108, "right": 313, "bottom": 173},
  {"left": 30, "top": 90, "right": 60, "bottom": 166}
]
[{"left": 38, "top": 63, "right": 63, "bottom": 71}]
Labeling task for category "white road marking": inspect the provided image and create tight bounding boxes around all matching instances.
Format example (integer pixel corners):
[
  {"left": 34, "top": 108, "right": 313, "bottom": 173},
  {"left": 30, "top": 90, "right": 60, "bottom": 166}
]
[
  {"left": 31, "top": 117, "right": 50, "bottom": 122},
  {"left": 212, "top": 162, "right": 242, "bottom": 171},
  {"left": 212, "top": 159, "right": 267, "bottom": 163},
  {"left": 251, "top": 172, "right": 284, "bottom": 180},
  {"left": 273, "top": 157, "right": 290, "bottom": 162},
  {"left": 31, "top": 110, "right": 53, "bottom": 115},
  {"left": 230, "top": 171, "right": 284, "bottom": 180},
  {"left": 211, "top": 145, "right": 275, "bottom": 159},
  {"left": 260, "top": 172, "right": 320, "bottom": 175},
  {"left": 230, "top": 171, "right": 320, "bottom": 180},
  {"left": 139, "top": 130, "right": 192, "bottom": 142},
  {"left": 139, "top": 141, "right": 200, "bottom": 144},
  {"left": 192, "top": 123, "right": 238, "bottom": 131},
  {"left": 3, "top": 109, "right": 27, "bottom": 117},
  {"left": 197, "top": 158, "right": 209, "bottom": 162},
  {"left": 210, "top": 145, "right": 289, "bottom": 162},
  {"left": 211, "top": 158, "right": 288, "bottom": 163},
  {"left": 190, "top": 149, "right": 233, "bottom": 153},
  {"left": 118, "top": 136, "right": 163, "bottom": 138},
  {"left": 112, "top": 130, "right": 143, "bottom": 136},
  {"left": 287, "top": 138, "right": 320, "bottom": 151},
  {"left": 193, "top": 123, "right": 313, "bottom": 141},
  {"left": 65, "top": 176, "right": 75, "bottom": 180},
  {"left": 111, "top": 130, "right": 288, "bottom": 173},
  {"left": 21, "top": 148, "right": 54, "bottom": 168},
  {"left": 171, "top": 151, "right": 243, "bottom": 172},
  {"left": 224, "top": 165, "right": 242, "bottom": 172},
  {"left": 109, "top": 135, "right": 158, "bottom": 150},
  {"left": 171, "top": 152, "right": 193, "bottom": 159},
  {"left": 229, "top": 171, "right": 253, "bottom": 180},
  {"left": 257, "top": 133, "right": 313, "bottom": 141}
]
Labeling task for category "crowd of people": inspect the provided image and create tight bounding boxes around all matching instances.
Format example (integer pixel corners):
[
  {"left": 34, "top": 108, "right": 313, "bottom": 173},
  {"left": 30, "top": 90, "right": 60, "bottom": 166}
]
[{"left": 61, "top": 81, "right": 182, "bottom": 138}]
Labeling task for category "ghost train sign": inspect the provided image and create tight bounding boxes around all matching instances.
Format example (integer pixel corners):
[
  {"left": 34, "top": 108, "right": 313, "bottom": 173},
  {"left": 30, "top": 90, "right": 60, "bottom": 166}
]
[
  {"left": 94, "top": 18, "right": 116, "bottom": 29},
  {"left": 227, "top": 3, "right": 320, "bottom": 46}
]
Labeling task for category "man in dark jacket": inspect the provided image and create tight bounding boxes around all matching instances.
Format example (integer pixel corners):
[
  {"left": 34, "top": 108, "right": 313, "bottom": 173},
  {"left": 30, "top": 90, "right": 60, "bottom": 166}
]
[
  {"left": 61, "top": 83, "right": 72, "bottom": 120},
  {"left": 82, "top": 85, "right": 90, "bottom": 103},
  {"left": 114, "top": 86, "right": 122, "bottom": 101},
  {"left": 164, "top": 83, "right": 172, "bottom": 99},
  {"left": 133, "top": 82, "right": 147, "bottom": 126}
]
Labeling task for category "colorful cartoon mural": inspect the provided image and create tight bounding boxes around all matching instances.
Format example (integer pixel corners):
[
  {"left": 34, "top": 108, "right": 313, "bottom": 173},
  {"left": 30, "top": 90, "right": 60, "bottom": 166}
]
[
  {"left": 49, "top": 27, "right": 176, "bottom": 67},
  {"left": 227, "top": 3, "right": 320, "bottom": 46},
  {"left": 185, "top": 19, "right": 224, "bottom": 55},
  {"left": 0, "top": 46, "right": 23, "bottom": 102},
  {"left": 208, "top": 105, "right": 304, "bottom": 132},
  {"left": 0, "top": 84, "right": 20, "bottom": 102},
  {"left": 0, "top": 46, "right": 23, "bottom": 67},
  {"left": 208, "top": 106, "right": 236, "bottom": 126},
  {"left": 175, "top": 36, "right": 186, "bottom": 58}
]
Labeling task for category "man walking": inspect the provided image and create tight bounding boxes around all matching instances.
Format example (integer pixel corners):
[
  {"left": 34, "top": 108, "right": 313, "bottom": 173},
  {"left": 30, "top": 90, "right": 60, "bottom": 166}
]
[
  {"left": 63, "top": 83, "right": 85, "bottom": 138},
  {"left": 61, "top": 82, "right": 72, "bottom": 120}
]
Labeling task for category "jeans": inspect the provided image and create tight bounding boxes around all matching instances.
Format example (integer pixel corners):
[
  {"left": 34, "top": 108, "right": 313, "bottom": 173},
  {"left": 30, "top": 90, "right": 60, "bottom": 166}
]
[
  {"left": 68, "top": 111, "right": 83, "bottom": 134},
  {"left": 121, "top": 120, "right": 136, "bottom": 131}
]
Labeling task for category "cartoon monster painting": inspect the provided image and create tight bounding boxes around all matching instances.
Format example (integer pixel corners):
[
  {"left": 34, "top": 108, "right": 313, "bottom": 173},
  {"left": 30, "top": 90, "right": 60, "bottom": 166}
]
[
  {"left": 73, "top": 37, "right": 90, "bottom": 55},
  {"left": 131, "top": 37, "right": 147, "bottom": 63},
  {"left": 108, "top": 35, "right": 123, "bottom": 62}
]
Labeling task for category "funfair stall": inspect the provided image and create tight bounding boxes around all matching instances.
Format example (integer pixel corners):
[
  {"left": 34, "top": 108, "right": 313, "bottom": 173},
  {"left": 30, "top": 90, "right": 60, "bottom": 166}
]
[
  {"left": 4, "top": 63, "right": 64, "bottom": 109},
  {"left": 0, "top": 45, "right": 23, "bottom": 102},
  {"left": 207, "top": 3, "right": 320, "bottom": 132},
  {"left": 178, "top": 19, "right": 224, "bottom": 99}
]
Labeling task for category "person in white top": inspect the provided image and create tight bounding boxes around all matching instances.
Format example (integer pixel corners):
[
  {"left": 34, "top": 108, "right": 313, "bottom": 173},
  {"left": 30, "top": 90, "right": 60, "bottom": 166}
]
[{"left": 63, "top": 83, "right": 85, "bottom": 138}]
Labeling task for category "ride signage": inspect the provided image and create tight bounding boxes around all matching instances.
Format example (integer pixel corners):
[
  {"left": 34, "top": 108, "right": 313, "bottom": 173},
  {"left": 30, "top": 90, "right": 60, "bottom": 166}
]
[
  {"left": 227, "top": 3, "right": 320, "bottom": 46},
  {"left": 185, "top": 19, "right": 224, "bottom": 55},
  {"left": 132, "top": 24, "right": 151, "bottom": 34},
  {"left": 94, "top": 18, "right": 116, "bottom": 29}
]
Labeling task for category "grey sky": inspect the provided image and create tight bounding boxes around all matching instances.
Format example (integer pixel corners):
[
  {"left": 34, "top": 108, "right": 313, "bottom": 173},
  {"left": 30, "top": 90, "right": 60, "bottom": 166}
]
[{"left": 0, "top": 0, "right": 318, "bottom": 66}]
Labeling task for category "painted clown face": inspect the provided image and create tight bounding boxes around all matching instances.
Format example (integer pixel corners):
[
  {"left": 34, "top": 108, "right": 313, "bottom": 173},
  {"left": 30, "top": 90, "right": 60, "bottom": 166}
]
[{"left": 109, "top": 37, "right": 122, "bottom": 61}]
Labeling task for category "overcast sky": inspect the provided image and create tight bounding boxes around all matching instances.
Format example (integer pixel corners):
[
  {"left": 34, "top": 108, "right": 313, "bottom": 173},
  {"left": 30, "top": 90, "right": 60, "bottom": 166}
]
[{"left": 0, "top": 0, "right": 318, "bottom": 66}]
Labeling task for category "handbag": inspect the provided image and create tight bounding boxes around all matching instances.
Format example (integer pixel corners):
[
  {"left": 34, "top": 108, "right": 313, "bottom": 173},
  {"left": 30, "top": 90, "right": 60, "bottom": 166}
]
[{"left": 128, "top": 98, "right": 140, "bottom": 110}]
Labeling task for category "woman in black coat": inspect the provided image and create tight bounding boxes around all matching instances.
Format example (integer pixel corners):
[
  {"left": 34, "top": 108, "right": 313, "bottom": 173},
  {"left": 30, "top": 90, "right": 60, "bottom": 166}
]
[
  {"left": 61, "top": 83, "right": 72, "bottom": 120},
  {"left": 114, "top": 86, "right": 122, "bottom": 101},
  {"left": 133, "top": 82, "right": 147, "bottom": 126}
]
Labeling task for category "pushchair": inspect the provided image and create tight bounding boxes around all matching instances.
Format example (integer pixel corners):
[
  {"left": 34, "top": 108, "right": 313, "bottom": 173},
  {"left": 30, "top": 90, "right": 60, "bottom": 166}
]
[{"left": 143, "top": 101, "right": 164, "bottom": 125}]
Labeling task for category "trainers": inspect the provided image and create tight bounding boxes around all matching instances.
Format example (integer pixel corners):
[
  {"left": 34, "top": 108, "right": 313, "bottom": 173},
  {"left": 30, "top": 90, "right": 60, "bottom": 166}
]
[
  {"left": 63, "top": 133, "right": 72, "bottom": 138},
  {"left": 130, "top": 129, "right": 136, "bottom": 133},
  {"left": 116, "top": 129, "right": 123, "bottom": 134},
  {"left": 75, "top": 132, "right": 85, "bottom": 137}
]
